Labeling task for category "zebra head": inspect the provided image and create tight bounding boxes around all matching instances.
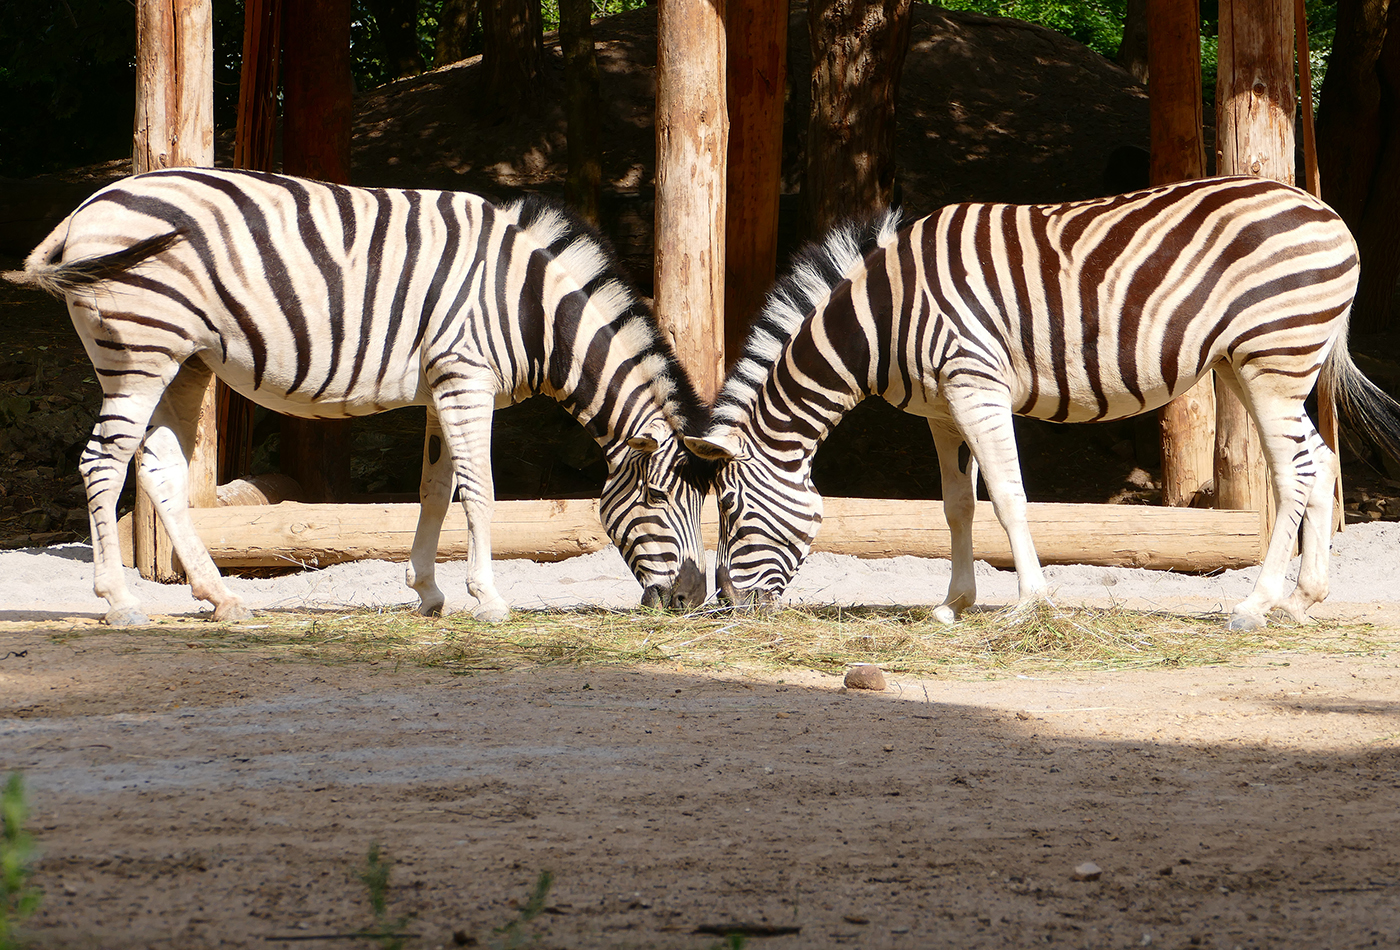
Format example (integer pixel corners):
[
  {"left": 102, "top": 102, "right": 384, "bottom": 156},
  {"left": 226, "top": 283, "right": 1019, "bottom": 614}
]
[
  {"left": 601, "top": 417, "right": 712, "bottom": 611},
  {"left": 685, "top": 426, "right": 821, "bottom": 609}
]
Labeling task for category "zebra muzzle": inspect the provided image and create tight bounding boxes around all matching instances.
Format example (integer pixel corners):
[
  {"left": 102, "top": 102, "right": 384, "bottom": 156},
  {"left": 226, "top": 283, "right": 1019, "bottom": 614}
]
[{"left": 640, "top": 558, "right": 706, "bottom": 611}]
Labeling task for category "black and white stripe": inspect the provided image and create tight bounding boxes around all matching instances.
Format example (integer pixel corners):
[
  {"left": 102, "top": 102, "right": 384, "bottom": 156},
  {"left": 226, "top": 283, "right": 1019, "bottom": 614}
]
[
  {"left": 687, "top": 176, "right": 1400, "bottom": 630},
  {"left": 8, "top": 167, "right": 710, "bottom": 624}
]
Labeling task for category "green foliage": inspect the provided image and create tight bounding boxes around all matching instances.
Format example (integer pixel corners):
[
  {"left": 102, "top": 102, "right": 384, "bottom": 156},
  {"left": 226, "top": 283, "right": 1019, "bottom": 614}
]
[
  {"left": 490, "top": 870, "right": 554, "bottom": 950},
  {"left": 1, "top": 774, "right": 41, "bottom": 950},
  {"left": 356, "top": 842, "right": 415, "bottom": 950},
  {"left": 933, "top": 0, "right": 1127, "bottom": 59}
]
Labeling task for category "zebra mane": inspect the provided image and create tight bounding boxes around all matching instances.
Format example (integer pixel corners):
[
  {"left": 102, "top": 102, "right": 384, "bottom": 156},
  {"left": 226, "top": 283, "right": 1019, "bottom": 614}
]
[
  {"left": 711, "top": 209, "right": 902, "bottom": 427},
  {"left": 497, "top": 194, "right": 710, "bottom": 438}
]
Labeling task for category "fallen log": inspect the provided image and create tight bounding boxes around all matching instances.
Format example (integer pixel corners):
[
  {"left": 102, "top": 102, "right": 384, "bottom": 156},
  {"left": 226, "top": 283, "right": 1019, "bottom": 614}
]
[{"left": 118, "top": 497, "right": 1263, "bottom": 572}]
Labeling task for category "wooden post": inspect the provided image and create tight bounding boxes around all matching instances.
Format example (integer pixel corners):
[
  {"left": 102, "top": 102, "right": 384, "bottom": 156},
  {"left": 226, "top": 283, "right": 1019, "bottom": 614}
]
[
  {"left": 132, "top": 0, "right": 215, "bottom": 581},
  {"left": 655, "top": 0, "right": 728, "bottom": 400},
  {"left": 724, "top": 0, "right": 789, "bottom": 368},
  {"left": 223, "top": 0, "right": 282, "bottom": 485},
  {"left": 560, "top": 0, "right": 602, "bottom": 225},
  {"left": 1149, "top": 0, "right": 1216, "bottom": 509},
  {"left": 280, "top": 0, "right": 354, "bottom": 502},
  {"left": 1214, "top": 0, "right": 1294, "bottom": 530}
]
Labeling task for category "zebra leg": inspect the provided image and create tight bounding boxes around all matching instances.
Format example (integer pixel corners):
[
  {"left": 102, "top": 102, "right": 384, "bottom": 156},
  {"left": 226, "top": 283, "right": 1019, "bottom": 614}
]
[
  {"left": 77, "top": 339, "right": 180, "bottom": 625},
  {"left": 928, "top": 420, "right": 979, "bottom": 623},
  {"left": 137, "top": 363, "right": 251, "bottom": 622},
  {"left": 431, "top": 375, "right": 510, "bottom": 622},
  {"left": 942, "top": 386, "right": 1050, "bottom": 610},
  {"left": 1220, "top": 368, "right": 1318, "bottom": 630},
  {"left": 406, "top": 414, "right": 452, "bottom": 616},
  {"left": 1277, "top": 431, "right": 1338, "bottom": 622}
]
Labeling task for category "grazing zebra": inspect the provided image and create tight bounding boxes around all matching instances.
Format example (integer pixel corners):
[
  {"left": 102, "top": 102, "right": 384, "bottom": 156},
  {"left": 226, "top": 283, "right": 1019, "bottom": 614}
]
[
  {"left": 686, "top": 176, "right": 1400, "bottom": 630},
  {"left": 5, "top": 167, "right": 711, "bottom": 626}
]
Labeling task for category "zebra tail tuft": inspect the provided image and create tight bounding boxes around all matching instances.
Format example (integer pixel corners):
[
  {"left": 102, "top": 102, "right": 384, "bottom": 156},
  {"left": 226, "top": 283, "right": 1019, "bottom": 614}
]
[
  {"left": 1325, "top": 332, "right": 1400, "bottom": 467},
  {"left": 8, "top": 229, "right": 184, "bottom": 300}
]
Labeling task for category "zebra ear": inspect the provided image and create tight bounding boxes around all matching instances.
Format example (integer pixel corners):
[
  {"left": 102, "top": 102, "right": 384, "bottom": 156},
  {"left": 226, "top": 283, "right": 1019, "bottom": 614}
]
[
  {"left": 684, "top": 429, "right": 742, "bottom": 461},
  {"left": 625, "top": 417, "right": 670, "bottom": 454}
]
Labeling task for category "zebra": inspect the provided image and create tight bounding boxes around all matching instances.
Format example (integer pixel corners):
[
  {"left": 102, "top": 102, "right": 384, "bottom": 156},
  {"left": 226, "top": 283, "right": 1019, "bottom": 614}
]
[
  {"left": 4, "top": 167, "right": 712, "bottom": 626},
  {"left": 685, "top": 176, "right": 1400, "bottom": 630}
]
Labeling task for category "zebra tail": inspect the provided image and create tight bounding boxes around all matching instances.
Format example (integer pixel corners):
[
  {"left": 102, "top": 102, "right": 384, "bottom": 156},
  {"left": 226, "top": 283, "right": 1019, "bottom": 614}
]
[
  {"left": 2, "top": 229, "right": 184, "bottom": 300},
  {"left": 1323, "top": 323, "right": 1400, "bottom": 467}
]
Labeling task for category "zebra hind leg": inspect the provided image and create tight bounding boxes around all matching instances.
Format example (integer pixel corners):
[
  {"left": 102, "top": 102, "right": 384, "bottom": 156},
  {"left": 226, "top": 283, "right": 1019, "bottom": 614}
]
[
  {"left": 138, "top": 363, "right": 251, "bottom": 622},
  {"left": 1276, "top": 427, "right": 1338, "bottom": 623},
  {"left": 1224, "top": 371, "right": 1322, "bottom": 630},
  {"left": 406, "top": 415, "right": 453, "bottom": 616},
  {"left": 928, "top": 420, "right": 978, "bottom": 623}
]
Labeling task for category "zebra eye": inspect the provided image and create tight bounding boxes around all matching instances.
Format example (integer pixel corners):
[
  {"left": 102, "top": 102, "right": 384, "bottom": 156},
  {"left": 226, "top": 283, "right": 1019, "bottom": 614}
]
[
  {"left": 718, "top": 491, "right": 735, "bottom": 513},
  {"left": 647, "top": 486, "right": 669, "bottom": 505}
]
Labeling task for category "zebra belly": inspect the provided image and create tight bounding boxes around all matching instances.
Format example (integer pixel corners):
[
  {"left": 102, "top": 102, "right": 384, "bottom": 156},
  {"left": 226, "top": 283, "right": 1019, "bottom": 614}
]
[{"left": 196, "top": 352, "right": 430, "bottom": 418}]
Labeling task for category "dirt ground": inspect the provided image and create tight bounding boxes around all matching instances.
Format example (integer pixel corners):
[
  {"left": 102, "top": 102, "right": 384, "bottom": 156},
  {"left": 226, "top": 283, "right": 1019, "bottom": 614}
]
[{"left": 4, "top": 613, "right": 1400, "bottom": 950}]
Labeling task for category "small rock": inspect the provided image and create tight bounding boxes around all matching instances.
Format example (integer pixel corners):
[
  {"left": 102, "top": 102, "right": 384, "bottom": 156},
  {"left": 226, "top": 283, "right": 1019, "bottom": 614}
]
[
  {"left": 844, "top": 664, "right": 887, "bottom": 690},
  {"left": 1072, "top": 862, "right": 1102, "bottom": 881}
]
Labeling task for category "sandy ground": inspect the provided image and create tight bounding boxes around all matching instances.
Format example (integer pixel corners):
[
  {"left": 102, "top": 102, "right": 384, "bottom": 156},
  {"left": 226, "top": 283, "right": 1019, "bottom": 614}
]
[{"left": 3, "top": 525, "right": 1400, "bottom": 949}]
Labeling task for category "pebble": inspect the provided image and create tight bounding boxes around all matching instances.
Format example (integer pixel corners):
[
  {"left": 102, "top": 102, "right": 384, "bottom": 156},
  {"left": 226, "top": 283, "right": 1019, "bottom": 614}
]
[
  {"left": 843, "top": 664, "right": 887, "bottom": 690},
  {"left": 1072, "top": 861, "right": 1102, "bottom": 881}
]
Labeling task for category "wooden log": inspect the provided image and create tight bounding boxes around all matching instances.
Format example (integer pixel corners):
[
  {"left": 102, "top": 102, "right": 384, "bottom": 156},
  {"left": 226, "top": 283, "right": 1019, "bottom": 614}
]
[
  {"left": 655, "top": 0, "right": 728, "bottom": 400},
  {"left": 724, "top": 0, "right": 789, "bottom": 367},
  {"left": 1148, "top": 0, "right": 1214, "bottom": 509},
  {"left": 1214, "top": 0, "right": 1294, "bottom": 529},
  {"left": 120, "top": 497, "right": 1263, "bottom": 572},
  {"left": 280, "top": 0, "right": 354, "bottom": 502},
  {"left": 132, "top": 0, "right": 215, "bottom": 582}
]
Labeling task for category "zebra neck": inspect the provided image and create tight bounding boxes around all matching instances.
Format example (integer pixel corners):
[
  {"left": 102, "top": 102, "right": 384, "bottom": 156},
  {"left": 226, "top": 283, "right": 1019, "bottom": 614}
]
[{"left": 742, "top": 370, "right": 866, "bottom": 472}]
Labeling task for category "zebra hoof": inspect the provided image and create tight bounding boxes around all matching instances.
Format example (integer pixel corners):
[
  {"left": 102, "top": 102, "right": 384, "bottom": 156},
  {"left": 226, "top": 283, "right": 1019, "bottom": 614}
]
[
  {"left": 470, "top": 600, "right": 510, "bottom": 623},
  {"left": 105, "top": 605, "right": 150, "bottom": 627},
  {"left": 1226, "top": 611, "right": 1265, "bottom": 632},
  {"left": 932, "top": 604, "right": 958, "bottom": 625},
  {"left": 213, "top": 601, "right": 253, "bottom": 622},
  {"left": 416, "top": 600, "right": 445, "bottom": 618}
]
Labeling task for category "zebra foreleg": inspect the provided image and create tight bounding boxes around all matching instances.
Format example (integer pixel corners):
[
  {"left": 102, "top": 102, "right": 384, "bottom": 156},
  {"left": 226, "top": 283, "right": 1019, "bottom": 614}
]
[
  {"left": 943, "top": 385, "right": 1051, "bottom": 610},
  {"left": 432, "top": 378, "right": 510, "bottom": 622},
  {"left": 928, "top": 421, "right": 979, "bottom": 623},
  {"left": 406, "top": 416, "right": 453, "bottom": 616}
]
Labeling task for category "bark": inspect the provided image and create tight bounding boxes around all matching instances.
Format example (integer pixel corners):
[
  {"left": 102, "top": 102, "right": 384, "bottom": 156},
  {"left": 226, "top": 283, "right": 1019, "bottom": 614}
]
[
  {"left": 433, "top": 0, "right": 479, "bottom": 67},
  {"left": 1351, "top": 2, "right": 1400, "bottom": 333},
  {"left": 805, "top": 0, "right": 913, "bottom": 236},
  {"left": 482, "top": 0, "right": 544, "bottom": 114},
  {"left": 367, "top": 0, "right": 425, "bottom": 79},
  {"left": 1117, "top": 0, "right": 1149, "bottom": 84},
  {"left": 559, "top": 0, "right": 601, "bottom": 224},
  {"left": 1214, "top": 0, "right": 1293, "bottom": 521},
  {"left": 1315, "top": 0, "right": 1389, "bottom": 226},
  {"left": 655, "top": 0, "right": 728, "bottom": 401},
  {"left": 1149, "top": 0, "right": 1215, "bottom": 508},
  {"left": 725, "top": 0, "right": 789, "bottom": 366},
  {"left": 133, "top": 0, "right": 216, "bottom": 580},
  {"left": 281, "top": 0, "right": 354, "bottom": 503}
]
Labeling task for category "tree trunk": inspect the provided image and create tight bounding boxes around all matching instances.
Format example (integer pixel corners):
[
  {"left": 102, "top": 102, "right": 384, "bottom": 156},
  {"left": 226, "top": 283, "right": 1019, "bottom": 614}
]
[
  {"left": 725, "top": 0, "right": 789, "bottom": 367},
  {"left": 226, "top": 0, "right": 281, "bottom": 486},
  {"left": 133, "top": 0, "right": 216, "bottom": 581},
  {"left": 1149, "top": 0, "right": 1215, "bottom": 509},
  {"left": 804, "top": 0, "right": 913, "bottom": 237},
  {"left": 559, "top": 0, "right": 601, "bottom": 224},
  {"left": 281, "top": 0, "right": 354, "bottom": 503},
  {"left": 1117, "top": 0, "right": 1149, "bottom": 84},
  {"left": 482, "top": 0, "right": 544, "bottom": 115},
  {"left": 655, "top": 0, "right": 728, "bottom": 401},
  {"left": 1214, "top": 0, "right": 1294, "bottom": 524},
  {"left": 434, "top": 0, "right": 479, "bottom": 67},
  {"left": 1315, "top": 0, "right": 1389, "bottom": 227},
  {"left": 1351, "top": 3, "right": 1400, "bottom": 333},
  {"left": 367, "top": 0, "right": 425, "bottom": 79}
]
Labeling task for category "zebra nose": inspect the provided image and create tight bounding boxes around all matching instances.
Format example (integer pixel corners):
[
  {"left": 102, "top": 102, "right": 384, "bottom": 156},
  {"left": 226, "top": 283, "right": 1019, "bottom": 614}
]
[{"left": 669, "top": 558, "right": 705, "bottom": 611}]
